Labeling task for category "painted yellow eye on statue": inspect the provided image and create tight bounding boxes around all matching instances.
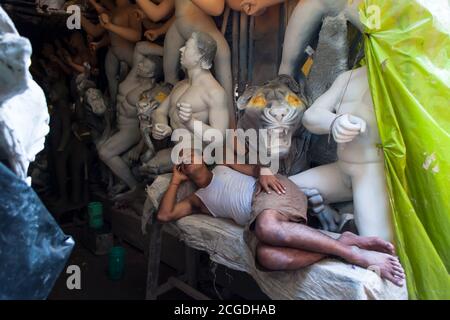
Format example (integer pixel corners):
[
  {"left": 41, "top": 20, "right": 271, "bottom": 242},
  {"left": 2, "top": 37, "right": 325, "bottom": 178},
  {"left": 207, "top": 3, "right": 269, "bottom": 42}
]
[
  {"left": 155, "top": 92, "right": 168, "bottom": 103},
  {"left": 250, "top": 94, "right": 267, "bottom": 108},
  {"left": 285, "top": 94, "right": 304, "bottom": 108}
]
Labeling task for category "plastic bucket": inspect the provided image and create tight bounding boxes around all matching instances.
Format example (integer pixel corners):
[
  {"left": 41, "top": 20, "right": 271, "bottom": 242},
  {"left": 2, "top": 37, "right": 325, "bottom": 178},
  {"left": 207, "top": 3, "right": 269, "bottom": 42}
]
[
  {"left": 88, "top": 202, "right": 103, "bottom": 229},
  {"left": 108, "top": 246, "right": 125, "bottom": 280}
]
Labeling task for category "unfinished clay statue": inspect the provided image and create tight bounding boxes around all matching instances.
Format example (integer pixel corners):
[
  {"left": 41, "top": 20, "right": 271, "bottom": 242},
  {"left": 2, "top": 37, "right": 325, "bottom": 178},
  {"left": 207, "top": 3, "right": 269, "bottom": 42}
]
[
  {"left": 0, "top": 11, "right": 49, "bottom": 182},
  {"left": 279, "top": 0, "right": 362, "bottom": 78},
  {"left": 84, "top": 87, "right": 111, "bottom": 147},
  {"left": 136, "top": 83, "right": 172, "bottom": 170},
  {"left": 99, "top": 42, "right": 163, "bottom": 197},
  {"left": 136, "top": 0, "right": 235, "bottom": 126},
  {"left": 149, "top": 32, "right": 229, "bottom": 174},
  {"left": 82, "top": 0, "right": 142, "bottom": 104},
  {"left": 290, "top": 66, "right": 393, "bottom": 241},
  {"left": 59, "top": 32, "right": 98, "bottom": 76},
  {"left": 236, "top": 75, "right": 308, "bottom": 174}
]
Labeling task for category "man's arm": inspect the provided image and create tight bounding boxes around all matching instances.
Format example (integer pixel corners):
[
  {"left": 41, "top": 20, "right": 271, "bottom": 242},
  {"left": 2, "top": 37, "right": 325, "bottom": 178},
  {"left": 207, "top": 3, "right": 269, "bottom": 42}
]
[
  {"left": 192, "top": 0, "right": 225, "bottom": 16},
  {"left": 157, "top": 166, "right": 198, "bottom": 222},
  {"left": 136, "top": 0, "right": 175, "bottom": 22}
]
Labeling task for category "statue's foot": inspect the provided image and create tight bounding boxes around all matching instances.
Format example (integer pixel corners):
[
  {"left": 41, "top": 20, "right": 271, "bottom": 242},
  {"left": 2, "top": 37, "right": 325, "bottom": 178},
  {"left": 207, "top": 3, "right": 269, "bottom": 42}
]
[
  {"left": 347, "top": 246, "right": 405, "bottom": 287},
  {"left": 108, "top": 182, "right": 128, "bottom": 197},
  {"left": 339, "top": 231, "right": 395, "bottom": 255}
]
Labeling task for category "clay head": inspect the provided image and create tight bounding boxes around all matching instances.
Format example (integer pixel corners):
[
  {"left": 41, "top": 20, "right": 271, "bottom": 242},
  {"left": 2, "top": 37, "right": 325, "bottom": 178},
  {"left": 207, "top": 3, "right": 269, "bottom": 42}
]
[
  {"left": 0, "top": 33, "right": 31, "bottom": 102},
  {"left": 237, "top": 75, "right": 308, "bottom": 159},
  {"left": 180, "top": 32, "right": 217, "bottom": 70},
  {"left": 85, "top": 88, "right": 107, "bottom": 115},
  {"left": 136, "top": 58, "right": 156, "bottom": 78}
]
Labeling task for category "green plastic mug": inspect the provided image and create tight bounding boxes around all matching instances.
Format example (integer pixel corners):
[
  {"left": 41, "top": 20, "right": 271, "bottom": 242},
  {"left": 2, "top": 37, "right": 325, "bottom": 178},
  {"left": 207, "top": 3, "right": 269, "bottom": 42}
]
[
  {"left": 108, "top": 246, "right": 125, "bottom": 280},
  {"left": 88, "top": 202, "right": 103, "bottom": 229}
]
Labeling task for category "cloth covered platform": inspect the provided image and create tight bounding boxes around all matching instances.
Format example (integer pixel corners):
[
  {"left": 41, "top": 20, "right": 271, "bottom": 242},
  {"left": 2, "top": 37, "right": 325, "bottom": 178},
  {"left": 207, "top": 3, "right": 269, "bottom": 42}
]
[
  {"left": 144, "top": 174, "right": 408, "bottom": 300},
  {"left": 166, "top": 215, "right": 407, "bottom": 300}
]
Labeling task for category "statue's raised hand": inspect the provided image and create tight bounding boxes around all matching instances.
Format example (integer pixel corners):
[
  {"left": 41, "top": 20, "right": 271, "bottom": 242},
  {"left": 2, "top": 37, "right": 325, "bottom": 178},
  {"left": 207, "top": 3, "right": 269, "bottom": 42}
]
[
  {"left": 152, "top": 123, "right": 172, "bottom": 140},
  {"left": 331, "top": 114, "right": 367, "bottom": 144},
  {"left": 177, "top": 102, "right": 193, "bottom": 123}
]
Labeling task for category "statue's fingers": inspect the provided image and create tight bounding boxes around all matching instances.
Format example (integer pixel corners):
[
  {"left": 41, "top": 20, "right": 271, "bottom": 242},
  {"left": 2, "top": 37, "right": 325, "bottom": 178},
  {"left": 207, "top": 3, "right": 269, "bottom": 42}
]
[
  {"left": 312, "top": 204, "right": 325, "bottom": 214},
  {"left": 301, "top": 188, "right": 319, "bottom": 197},
  {"left": 309, "top": 195, "right": 323, "bottom": 206},
  {"left": 335, "top": 124, "right": 360, "bottom": 136},
  {"left": 340, "top": 116, "right": 362, "bottom": 131},
  {"left": 179, "top": 102, "right": 191, "bottom": 108},
  {"left": 179, "top": 105, "right": 192, "bottom": 112}
]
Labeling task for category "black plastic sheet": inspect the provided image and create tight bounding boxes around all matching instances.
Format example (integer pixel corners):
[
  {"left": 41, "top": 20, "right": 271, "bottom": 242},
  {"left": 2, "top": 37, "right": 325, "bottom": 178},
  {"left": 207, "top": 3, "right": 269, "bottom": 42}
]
[{"left": 0, "top": 162, "right": 74, "bottom": 300}]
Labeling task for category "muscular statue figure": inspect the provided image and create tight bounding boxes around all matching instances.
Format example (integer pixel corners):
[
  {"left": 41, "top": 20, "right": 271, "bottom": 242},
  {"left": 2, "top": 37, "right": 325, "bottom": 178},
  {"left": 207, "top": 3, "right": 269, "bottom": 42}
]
[
  {"left": 150, "top": 32, "right": 229, "bottom": 172},
  {"left": 289, "top": 66, "right": 393, "bottom": 241},
  {"left": 81, "top": 0, "right": 142, "bottom": 104},
  {"left": 99, "top": 43, "right": 163, "bottom": 196},
  {"left": 136, "top": 0, "right": 235, "bottom": 126},
  {"left": 58, "top": 32, "right": 98, "bottom": 76},
  {"left": 279, "top": 0, "right": 362, "bottom": 78}
]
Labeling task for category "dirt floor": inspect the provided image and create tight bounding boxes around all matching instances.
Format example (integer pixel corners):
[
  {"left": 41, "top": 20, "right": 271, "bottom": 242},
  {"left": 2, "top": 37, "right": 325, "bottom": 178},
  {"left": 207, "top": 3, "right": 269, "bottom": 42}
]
[{"left": 48, "top": 225, "right": 194, "bottom": 300}]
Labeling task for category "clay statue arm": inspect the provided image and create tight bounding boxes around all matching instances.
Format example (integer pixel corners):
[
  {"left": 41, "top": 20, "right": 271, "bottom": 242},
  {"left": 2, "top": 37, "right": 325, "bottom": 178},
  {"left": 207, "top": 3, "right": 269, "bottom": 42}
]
[
  {"left": 88, "top": 0, "right": 110, "bottom": 14},
  {"left": 65, "top": 59, "right": 85, "bottom": 74},
  {"left": 49, "top": 55, "right": 72, "bottom": 76},
  {"left": 191, "top": 0, "right": 225, "bottom": 16},
  {"left": 81, "top": 15, "right": 106, "bottom": 38},
  {"left": 302, "top": 73, "right": 348, "bottom": 135},
  {"left": 136, "top": 0, "right": 175, "bottom": 23},
  {"left": 240, "top": 0, "right": 284, "bottom": 15},
  {"left": 144, "top": 15, "right": 175, "bottom": 41},
  {"left": 90, "top": 33, "right": 110, "bottom": 52},
  {"left": 181, "top": 89, "right": 229, "bottom": 139},
  {"left": 135, "top": 41, "right": 164, "bottom": 57},
  {"left": 152, "top": 93, "right": 171, "bottom": 125},
  {"left": 100, "top": 13, "right": 142, "bottom": 43}
]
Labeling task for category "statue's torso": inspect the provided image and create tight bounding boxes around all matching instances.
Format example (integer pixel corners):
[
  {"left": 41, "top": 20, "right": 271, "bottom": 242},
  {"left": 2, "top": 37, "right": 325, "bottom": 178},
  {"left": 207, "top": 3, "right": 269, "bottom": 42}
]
[
  {"left": 336, "top": 67, "right": 383, "bottom": 164},
  {"left": 168, "top": 80, "right": 210, "bottom": 130},
  {"left": 109, "top": 5, "right": 137, "bottom": 50}
]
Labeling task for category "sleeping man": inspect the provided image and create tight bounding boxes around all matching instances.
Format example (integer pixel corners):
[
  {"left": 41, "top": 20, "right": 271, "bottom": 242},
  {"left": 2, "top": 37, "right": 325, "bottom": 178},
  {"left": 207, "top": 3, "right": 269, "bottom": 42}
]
[{"left": 157, "top": 149, "right": 405, "bottom": 286}]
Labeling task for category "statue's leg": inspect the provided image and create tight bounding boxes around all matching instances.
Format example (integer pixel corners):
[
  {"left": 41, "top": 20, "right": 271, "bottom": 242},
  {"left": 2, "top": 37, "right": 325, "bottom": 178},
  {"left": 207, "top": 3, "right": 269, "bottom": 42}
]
[
  {"left": 349, "top": 162, "right": 393, "bottom": 241},
  {"left": 105, "top": 49, "right": 120, "bottom": 105},
  {"left": 289, "top": 162, "right": 352, "bottom": 203},
  {"left": 278, "top": 0, "right": 325, "bottom": 77},
  {"left": 98, "top": 127, "right": 141, "bottom": 190},
  {"left": 344, "top": 0, "right": 364, "bottom": 31},
  {"left": 210, "top": 31, "right": 235, "bottom": 127},
  {"left": 163, "top": 24, "right": 185, "bottom": 85}
]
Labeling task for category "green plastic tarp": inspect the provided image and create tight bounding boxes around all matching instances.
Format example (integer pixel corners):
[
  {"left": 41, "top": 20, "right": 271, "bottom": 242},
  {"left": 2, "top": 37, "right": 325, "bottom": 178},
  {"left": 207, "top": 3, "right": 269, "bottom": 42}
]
[{"left": 359, "top": 0, "right": 450, "bottom": 299}]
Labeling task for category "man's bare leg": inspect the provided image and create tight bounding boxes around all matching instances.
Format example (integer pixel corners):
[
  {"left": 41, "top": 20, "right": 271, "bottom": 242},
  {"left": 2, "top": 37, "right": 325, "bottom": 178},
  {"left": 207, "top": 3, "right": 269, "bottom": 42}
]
[{"left": 254, "top": 210, "right": 405, "bottom": 286}]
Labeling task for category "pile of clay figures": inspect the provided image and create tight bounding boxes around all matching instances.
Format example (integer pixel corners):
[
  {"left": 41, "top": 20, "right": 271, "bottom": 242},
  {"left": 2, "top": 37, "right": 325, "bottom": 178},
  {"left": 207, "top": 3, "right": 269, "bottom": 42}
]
[{"left": 28, "top": 0, "right": 392, "bottom": 241}]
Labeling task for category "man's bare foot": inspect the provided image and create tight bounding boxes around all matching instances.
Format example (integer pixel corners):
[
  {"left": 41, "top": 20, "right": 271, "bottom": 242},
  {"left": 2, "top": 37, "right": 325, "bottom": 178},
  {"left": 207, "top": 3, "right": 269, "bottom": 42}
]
[
  {"left": 347, "top": 246, "right": 405, "bottom": 287},
  {"left": 339, "top": 231, "right": 395, "bottom": 255}
]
